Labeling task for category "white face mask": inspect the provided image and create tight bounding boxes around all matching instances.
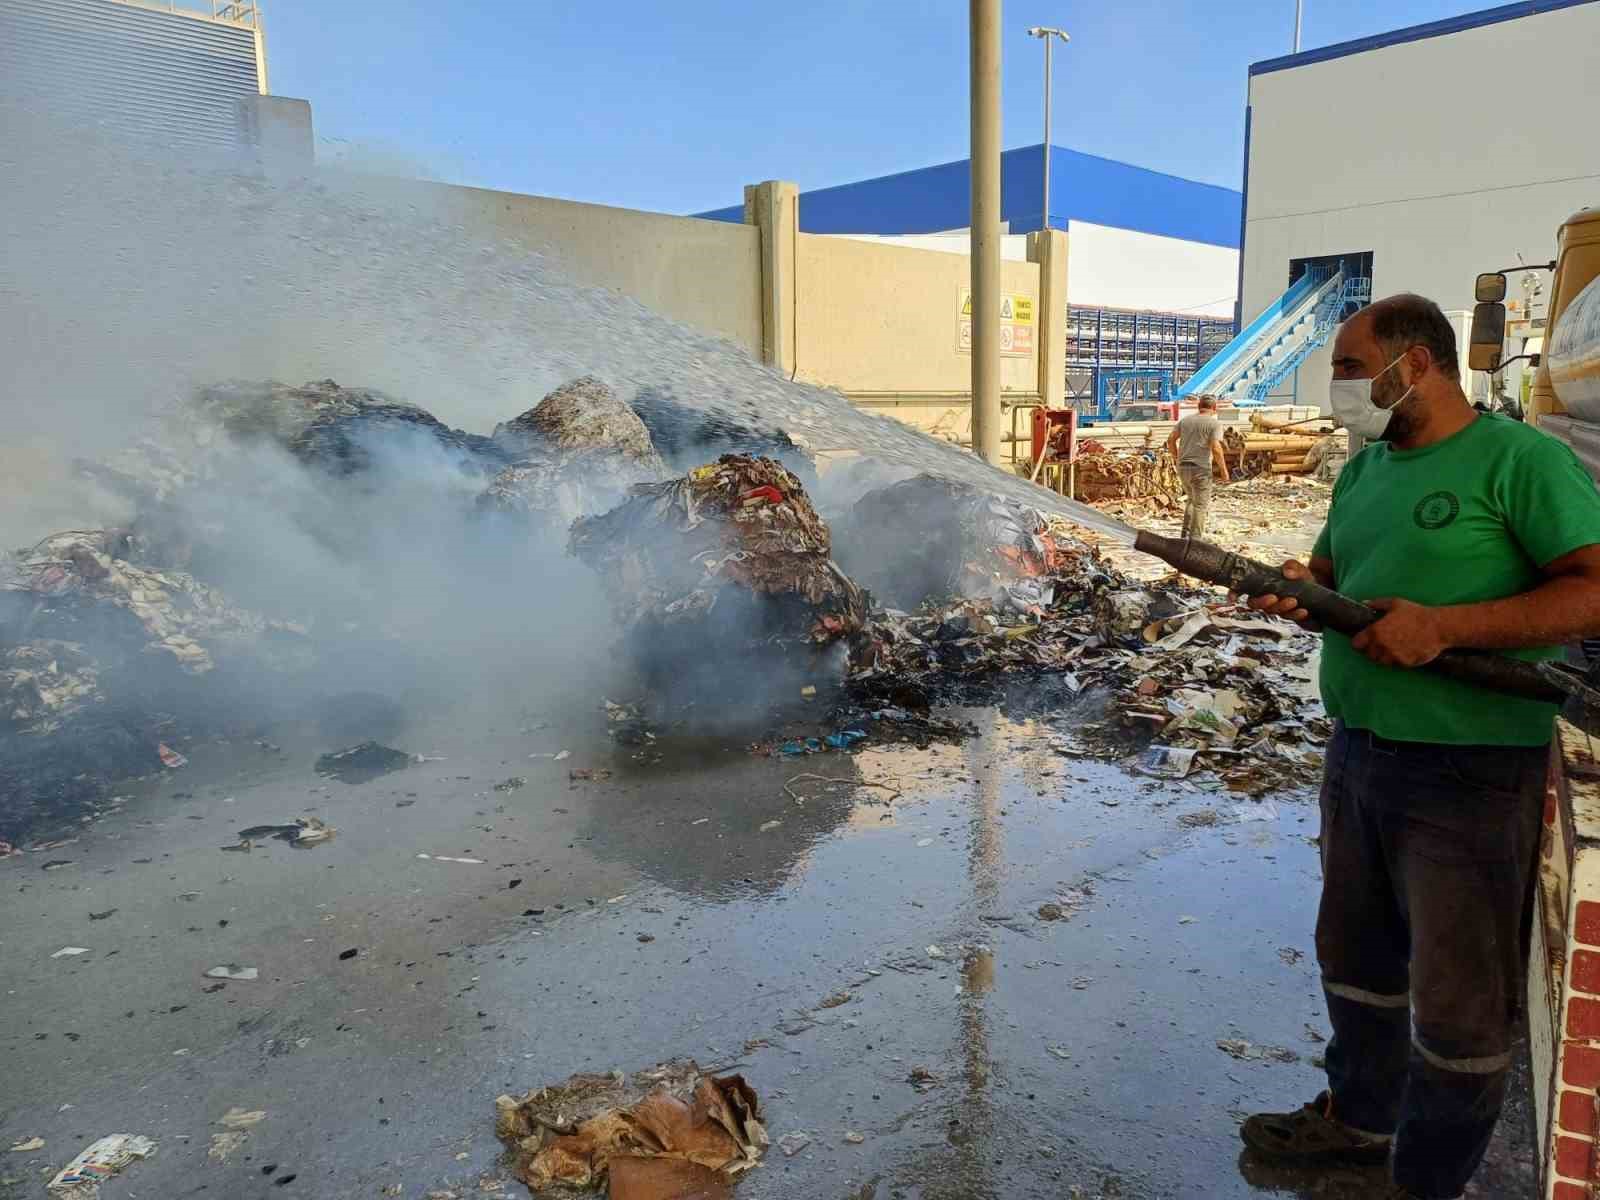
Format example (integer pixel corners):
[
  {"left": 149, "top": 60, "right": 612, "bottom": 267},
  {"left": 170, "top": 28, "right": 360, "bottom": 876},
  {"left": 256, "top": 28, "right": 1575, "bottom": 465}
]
[{"left": 1329, "top": 352, "right": 1414, "bottom": 442}]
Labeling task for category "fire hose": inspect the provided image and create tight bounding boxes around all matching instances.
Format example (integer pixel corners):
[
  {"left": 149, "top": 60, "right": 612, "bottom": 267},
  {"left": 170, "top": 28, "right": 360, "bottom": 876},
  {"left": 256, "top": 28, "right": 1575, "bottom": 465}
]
[{"left": 1133, "top": 530, "right": 1600, "bottom": 707}]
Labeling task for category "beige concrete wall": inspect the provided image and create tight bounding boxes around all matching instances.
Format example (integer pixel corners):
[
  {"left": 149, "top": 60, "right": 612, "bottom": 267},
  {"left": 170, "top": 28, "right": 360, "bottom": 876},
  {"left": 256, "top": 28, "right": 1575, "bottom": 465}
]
[
  {"left": 794, "top": 233, "right": 1040, "bottom": 395},
  {"left": 403, "top": 180, "right": 765, "bottom": 355}
]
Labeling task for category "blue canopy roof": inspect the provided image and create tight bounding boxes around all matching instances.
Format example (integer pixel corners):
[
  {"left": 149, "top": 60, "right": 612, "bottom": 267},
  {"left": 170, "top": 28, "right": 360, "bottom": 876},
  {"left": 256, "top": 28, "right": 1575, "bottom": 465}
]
[{"left": 695, "top": 144, "right": 1241, "bottom": 249}]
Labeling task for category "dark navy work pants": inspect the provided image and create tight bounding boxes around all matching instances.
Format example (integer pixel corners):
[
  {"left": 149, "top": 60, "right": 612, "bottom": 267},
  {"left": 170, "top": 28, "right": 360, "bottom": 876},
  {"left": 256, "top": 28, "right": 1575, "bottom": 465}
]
[{"left": 1317, "top": 721, "right": 1546, "bottom": 1199}]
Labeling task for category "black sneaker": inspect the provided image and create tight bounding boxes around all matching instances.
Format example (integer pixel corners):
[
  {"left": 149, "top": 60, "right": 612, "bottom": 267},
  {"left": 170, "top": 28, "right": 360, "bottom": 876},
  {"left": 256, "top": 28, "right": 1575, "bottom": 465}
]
[{"left": 1240, "top": 1091, "right": 1393, "bottom": 1166}]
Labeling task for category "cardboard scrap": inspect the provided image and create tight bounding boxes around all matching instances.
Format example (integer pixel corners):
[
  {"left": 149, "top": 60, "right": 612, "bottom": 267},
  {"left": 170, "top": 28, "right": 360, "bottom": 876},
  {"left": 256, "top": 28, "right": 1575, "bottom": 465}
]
[{"left": 494, "top": 1060, "right": 766, "bottom": 1197}]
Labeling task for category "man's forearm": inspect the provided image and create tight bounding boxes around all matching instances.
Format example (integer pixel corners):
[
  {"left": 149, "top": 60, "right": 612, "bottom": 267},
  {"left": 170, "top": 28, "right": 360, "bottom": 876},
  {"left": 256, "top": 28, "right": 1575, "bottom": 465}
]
[{"left": 1436, "top": 573, "right": 1600, "bottom": 650}]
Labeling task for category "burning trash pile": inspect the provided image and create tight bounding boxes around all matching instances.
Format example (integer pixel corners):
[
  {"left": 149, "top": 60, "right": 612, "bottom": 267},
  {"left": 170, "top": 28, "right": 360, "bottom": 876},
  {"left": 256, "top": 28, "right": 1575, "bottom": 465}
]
[
  {"left": 831, "top": 473, "right": 1089, "bottom": 614},
  {"left": 494, "top": 1060, "right": 766, "bottom": 1200},
  {"left": 480, "top": 376, "right": 668, "bottom": 526},
  {"left": 570, "top": 455, "right": 866, "bottom": 697}
]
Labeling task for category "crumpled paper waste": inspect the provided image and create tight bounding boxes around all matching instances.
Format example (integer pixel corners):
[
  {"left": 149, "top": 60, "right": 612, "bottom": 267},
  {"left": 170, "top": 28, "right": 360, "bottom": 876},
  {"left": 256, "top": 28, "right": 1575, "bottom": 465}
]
[{"left": 494, "top": 1060, "right": 766, "bottom": 1198}]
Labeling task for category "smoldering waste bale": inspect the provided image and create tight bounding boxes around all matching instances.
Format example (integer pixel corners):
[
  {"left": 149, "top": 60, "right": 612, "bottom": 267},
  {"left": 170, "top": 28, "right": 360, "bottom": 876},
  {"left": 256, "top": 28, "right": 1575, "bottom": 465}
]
[
  {"left": 494, "top": 1060, "right": 766, "bottom": 1199},
  {"left": 569, "top": 455, "right": 867, "bottom": 689},
  {"left": 833, "top": 474, "right": 1091, "bottom": 613},
  {"left": 479, "top": 377, "right": 667, "bottom": 527}
]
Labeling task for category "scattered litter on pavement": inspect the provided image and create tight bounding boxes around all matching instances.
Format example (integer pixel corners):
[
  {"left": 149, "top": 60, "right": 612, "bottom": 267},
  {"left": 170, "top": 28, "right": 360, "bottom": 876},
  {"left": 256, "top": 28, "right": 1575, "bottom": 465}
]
[
  {"left": 494, "top": 1060, "right": 766, "bottom": 1194},
  {"left": 907, "top": 1067, "right": 940, "bottom": 1092},
  {"left": 1177, "top": 810, "right": 1220, "bottom": 828},
  {"left": 157, "top": 743, "right": 188, "bottom": 769},
  {"left": 417, "top": 854, "right": 485, "bottom": 864},
  {"left": 338, "top": 948, "right": 359, "bottom": 961},
  {"left": 1216, "top": 1039, "right": 1300, "bottom": 1064},
  {"left": 233, "top": 817, "right": 335, "bottom": 849},
  {"left": 570, "top": 768, "right": 613, "bottom": 782},
  {"left": 843, "top": 1131, "right": 865, "bottom": 1145},
  {"left": 1135, "top": 745, "right": 1198, "bottom": 779},
  {"left": 9, "top": 1136, "right": 45, "bottom": 1152},
  {"left": 777, "top": 1132, "right": 811, "bottom": 1158},
  {"left": 782, "top": 774, "right": 900, "bottom": 804},
  {"left": 87, "top": 909, "right": 117, "bottom": 920},
  {"left": 1279, "top": 947, "right": 1305, "bottom": 965},
  {"left": 1045, "top": 1045, "right": 1073, "bottom": 1061},
  {"left": 205, "top": 964, "right": 258, "bottom": 981},
  {"left": 926, "top": 945, "right": 946, "bottom": 959},
  {"left": 218, "top": 1108, "right": 267, "bottom": 1129},
  {"left": 315, "top": 742, "right": 411, "bottom": 784},
  {"left": 493, "top": 777, "right": 527, "bottom": 793},
  {"left": 1232, "top": 800, "right": 1280, "bottom": 823},
  {"left": 47, "top": 1133, "right": 156, "bottom": 1195},
  {"left": 759, "top": 820, "right": 782, "bottom": 833},
  {"left": 817, "top": 991, "right": 852, "bottom": 1009},
  {"left": 208, "top": 1132, "right": 248, "bottom": 1162},
  {"left": 51, "top": 946, "right": 90, "bottom": 958},
  {"left": 41, "top": 859, "right": 74, "bottom": 870}
]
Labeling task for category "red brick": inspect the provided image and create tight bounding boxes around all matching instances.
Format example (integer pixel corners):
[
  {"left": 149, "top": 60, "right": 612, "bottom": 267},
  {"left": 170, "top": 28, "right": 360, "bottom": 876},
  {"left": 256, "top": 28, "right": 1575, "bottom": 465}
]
[
  {"left": 1557, "top": 1134, "right": 1595, "bottom": 1181},
  {"left": 1573, "top": 998, "right": 1600, "bottom": 1039},
  {"left": 1578, "top": 951, "right": 1600, "bottom": 997},
  {"left": 1567, "top": 1045, "right": 1600, "bottom": 1088},
  {"left": 1562, "top": 1089, "right": 1600, "bottom": 1137},
  {"left": 1579, "top": 900, "right": 1600, "bottom": 947},
  {"left": 1553, "top": 1181, "right": 1589, "bottom": 1200}
]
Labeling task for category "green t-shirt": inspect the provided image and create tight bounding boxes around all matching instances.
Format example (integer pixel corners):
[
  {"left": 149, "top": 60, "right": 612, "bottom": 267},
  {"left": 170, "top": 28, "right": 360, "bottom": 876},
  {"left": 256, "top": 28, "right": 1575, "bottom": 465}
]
[{"left": 1312, "top": 413, "right": 1600, "bottom": 746}]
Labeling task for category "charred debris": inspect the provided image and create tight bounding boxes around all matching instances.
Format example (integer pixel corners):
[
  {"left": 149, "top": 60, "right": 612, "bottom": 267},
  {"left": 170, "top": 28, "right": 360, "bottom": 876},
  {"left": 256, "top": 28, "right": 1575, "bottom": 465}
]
[{"left": 1, "top": 375, "right": 1324, "bottom": 847}]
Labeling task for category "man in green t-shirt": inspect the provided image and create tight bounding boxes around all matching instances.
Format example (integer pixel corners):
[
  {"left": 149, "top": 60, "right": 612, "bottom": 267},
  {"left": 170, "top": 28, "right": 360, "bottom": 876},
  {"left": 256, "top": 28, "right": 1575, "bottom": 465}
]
[{"left": 1235, "top": 294, "right": 1600, "bottom": 1200}]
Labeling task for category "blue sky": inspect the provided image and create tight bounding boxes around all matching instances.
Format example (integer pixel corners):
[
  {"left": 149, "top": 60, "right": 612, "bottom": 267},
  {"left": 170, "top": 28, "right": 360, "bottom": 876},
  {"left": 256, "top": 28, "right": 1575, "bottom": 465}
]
[{"left": 264, "top": 0, "right": 1496, "bottom": 214}]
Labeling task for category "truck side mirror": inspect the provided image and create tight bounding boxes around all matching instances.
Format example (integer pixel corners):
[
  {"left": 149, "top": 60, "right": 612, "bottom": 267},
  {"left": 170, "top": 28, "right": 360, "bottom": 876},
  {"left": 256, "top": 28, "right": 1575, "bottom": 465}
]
[
  {"left": 1476, "top": 272, "right": 1508, "bottom": 303},
  {"left": 1468, "top": 302, "right": 1506, "bottom": 371}
]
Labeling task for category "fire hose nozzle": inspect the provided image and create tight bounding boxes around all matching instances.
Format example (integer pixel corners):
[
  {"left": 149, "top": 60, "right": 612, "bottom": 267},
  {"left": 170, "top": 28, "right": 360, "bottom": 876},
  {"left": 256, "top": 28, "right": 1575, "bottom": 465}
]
[{"left": 1133, "top": 530, "right": 1577, "bottom": 706}]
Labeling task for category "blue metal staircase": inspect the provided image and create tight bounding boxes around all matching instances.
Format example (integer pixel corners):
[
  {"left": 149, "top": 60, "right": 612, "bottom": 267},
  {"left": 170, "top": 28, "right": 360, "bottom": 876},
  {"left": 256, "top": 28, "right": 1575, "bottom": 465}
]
[{"left": 1177, "top": 270, "right": 1372, "bottom": 406}]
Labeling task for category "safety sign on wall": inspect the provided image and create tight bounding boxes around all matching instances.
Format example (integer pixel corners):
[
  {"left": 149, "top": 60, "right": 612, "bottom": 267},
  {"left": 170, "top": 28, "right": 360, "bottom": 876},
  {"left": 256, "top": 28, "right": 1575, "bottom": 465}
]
[{"left": 958, "top": 288, "right": 1034, "bottom": 357}]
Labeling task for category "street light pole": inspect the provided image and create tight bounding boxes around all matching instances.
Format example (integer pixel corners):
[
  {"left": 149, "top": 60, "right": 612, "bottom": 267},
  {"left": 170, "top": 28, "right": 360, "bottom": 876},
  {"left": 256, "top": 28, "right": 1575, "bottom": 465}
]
[
  {"left": 971, "top": 0, "right": 1002, "bottom": 464},
  {"left": 1294, "top": 0, "right": 1303, "bottom": 51},
  {"left": 1027, "top": 26, "right": 1069, "bottom": 230}
]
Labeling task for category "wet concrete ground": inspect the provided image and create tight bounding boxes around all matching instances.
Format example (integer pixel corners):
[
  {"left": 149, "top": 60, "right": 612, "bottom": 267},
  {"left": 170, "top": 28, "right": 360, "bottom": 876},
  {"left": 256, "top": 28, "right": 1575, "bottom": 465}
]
[{"left": 0, "top": 702, "right": 1534, "bottom": 1199}]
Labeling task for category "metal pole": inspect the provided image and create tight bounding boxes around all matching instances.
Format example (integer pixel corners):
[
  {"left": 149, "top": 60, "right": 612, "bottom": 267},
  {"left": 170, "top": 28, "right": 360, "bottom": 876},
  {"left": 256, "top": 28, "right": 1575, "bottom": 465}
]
[
  {"left": 1042, "top": 35, "right": 1052, "bottom": 230},
  {"left": 970, "top": 0, "right": 1002, "bottom": 464},
  {"left": 1294, "top": 0, "right": 1303, "bottom": 51}
]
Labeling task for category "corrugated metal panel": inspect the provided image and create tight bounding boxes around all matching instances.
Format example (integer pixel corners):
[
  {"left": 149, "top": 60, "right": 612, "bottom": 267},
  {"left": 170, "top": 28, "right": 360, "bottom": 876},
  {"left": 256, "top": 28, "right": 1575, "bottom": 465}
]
[{"left": 0, "top": 0, "right": 261, "bottom": 151}]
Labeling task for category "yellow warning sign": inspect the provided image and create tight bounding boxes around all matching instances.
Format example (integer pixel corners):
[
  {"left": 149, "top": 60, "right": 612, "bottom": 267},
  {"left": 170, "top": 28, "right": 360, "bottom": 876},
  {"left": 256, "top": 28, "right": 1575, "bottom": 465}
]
[{"left": 957, "top": 288, "right": 1036, "bottom": 357}]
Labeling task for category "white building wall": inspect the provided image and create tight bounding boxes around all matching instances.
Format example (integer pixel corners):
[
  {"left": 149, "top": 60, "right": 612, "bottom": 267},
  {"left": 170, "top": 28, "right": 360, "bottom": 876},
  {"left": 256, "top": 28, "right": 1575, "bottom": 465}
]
[
  {"left": 831, "top": 222, "right": 1239, "bottom": 315},
  {"left": 1241, "top": 0, "right": 1600, "bottom": 409},
  {"left": 1065, "top": 221, "right": 1237, "bottom": 316}
]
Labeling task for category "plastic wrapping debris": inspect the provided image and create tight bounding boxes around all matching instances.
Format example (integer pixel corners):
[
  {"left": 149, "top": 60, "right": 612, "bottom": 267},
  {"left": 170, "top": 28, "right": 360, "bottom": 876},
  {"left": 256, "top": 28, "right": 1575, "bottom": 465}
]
[
  {"left": 1216, "top": 1039, "right": 1300, "bottom": 1064},
  {"left": 494, "top": 1060, "right": 766, "bottom": 1195},
  {"left": 315, "top": 742, "right": 411, "bottom": 784},
  {"left": 205, "top": 964, "right": 258, "bottom": 981},
  {"left": 47, "top": 1133, "right": 156, "bottom": 1196},
  {"left": 570, "top": 455, "right": 867, "bottom": 690}
]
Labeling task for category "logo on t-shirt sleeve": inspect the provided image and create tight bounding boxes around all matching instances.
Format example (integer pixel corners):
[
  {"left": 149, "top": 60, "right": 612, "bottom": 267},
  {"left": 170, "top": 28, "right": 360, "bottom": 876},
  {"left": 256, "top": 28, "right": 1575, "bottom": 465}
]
[{"left": 1413, "top": 490, "right": 1461, "bottom": 530}]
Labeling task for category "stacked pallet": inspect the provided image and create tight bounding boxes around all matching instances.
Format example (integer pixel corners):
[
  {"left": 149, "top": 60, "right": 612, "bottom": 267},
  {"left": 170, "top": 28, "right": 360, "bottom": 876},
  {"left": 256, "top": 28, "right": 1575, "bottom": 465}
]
[
  {"left": 1071, "top": 450, "right": 1181, "bottom": 502},
  {"left": 1230, "top": 415, "right": 1339, "bottom": 477}
]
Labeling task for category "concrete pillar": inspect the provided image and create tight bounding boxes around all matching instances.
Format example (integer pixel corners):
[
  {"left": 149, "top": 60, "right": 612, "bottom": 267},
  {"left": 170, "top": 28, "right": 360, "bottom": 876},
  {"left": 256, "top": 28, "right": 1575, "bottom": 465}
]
[
  {"left": 743, "top": 180, "right": 799, "bottom": 376},
  {"left": 969, "top": 0, "right": 1003, "bottom": 464},
  {"left": 1027, "top": 228, "right": 1068, "bottom": 411},
  {"left": 237, "top": 95, "right": 314, "bottom": 170}
]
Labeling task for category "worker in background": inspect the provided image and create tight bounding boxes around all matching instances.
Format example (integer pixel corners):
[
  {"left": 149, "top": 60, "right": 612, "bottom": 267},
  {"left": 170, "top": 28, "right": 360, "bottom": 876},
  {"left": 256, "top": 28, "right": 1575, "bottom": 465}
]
[
  {"left": 1165, "top": 394, "right": 1229, "bottom": 537},
  {"left": 1238, "top": 294, "right": 1600, "bottom": 1200}
]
